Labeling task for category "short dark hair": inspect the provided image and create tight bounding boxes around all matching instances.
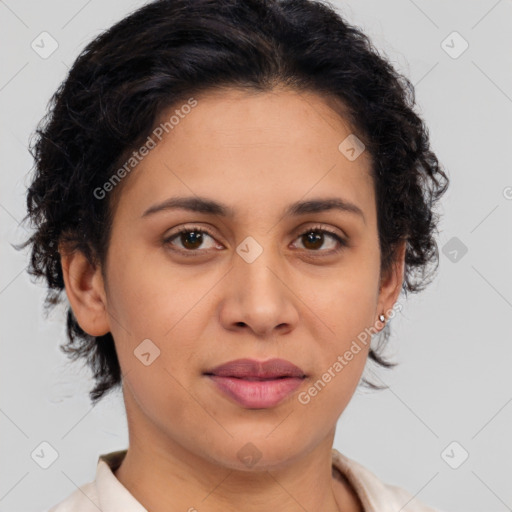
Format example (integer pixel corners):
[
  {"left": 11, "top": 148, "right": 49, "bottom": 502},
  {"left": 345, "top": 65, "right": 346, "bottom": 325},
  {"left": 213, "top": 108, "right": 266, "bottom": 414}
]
[{"left": 18, "top": 0, "right": 449, "bottom": 404}]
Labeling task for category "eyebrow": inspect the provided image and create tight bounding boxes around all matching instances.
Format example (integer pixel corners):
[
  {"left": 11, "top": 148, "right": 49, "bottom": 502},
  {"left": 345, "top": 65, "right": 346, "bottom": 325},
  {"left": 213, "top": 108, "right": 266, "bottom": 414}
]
[{"left": 141, "top": 196, "right": 366, "bottom": 224}]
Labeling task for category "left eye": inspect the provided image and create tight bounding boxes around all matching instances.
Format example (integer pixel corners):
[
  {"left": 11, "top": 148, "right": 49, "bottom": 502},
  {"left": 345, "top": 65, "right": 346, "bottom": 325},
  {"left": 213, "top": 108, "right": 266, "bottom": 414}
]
[
  {"left": 163, "top": 226, "right": 346, "bottom": 255},
  {"left": 293, "top": 228, "right": 346, "bottom": 252}
]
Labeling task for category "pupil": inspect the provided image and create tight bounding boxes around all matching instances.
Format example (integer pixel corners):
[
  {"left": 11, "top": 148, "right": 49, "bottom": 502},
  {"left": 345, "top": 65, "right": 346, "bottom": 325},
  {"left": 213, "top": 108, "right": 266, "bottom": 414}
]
[
  {"left": 182, "top": 231, "right": 202, "bottom": 249},
  {"left": 304, "top": 231, "right": 322, "bottom": 250}
]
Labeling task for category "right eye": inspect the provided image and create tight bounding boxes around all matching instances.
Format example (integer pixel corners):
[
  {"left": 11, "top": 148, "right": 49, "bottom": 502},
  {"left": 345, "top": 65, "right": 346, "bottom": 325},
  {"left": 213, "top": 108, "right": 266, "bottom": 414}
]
[{"left": 163, "top": 226, "right": 222, "bottom": 255}]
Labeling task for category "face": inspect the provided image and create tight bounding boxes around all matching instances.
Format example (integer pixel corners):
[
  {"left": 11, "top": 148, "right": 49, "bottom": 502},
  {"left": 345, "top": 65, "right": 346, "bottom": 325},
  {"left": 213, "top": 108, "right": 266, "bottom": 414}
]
[{"left": 64, "top": 87, "right": 404, "bottom": 471}]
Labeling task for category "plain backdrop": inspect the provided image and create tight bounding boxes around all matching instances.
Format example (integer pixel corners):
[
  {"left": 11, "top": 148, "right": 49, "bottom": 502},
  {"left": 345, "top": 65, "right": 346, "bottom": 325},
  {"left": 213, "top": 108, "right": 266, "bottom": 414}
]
[{"left": 1, "top": 1, "right": 511, "bottom": 511}]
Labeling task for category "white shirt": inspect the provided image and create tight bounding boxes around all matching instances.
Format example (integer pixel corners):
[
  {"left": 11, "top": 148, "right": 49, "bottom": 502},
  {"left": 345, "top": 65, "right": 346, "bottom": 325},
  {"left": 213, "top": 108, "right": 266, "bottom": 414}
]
[{"left": 46, "top": 448, "right": 442, "bottom": 512}]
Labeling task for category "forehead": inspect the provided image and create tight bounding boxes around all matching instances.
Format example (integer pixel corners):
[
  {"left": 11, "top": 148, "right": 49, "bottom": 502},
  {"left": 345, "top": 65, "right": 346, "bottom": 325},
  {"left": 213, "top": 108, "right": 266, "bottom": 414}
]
[
  {"left": 113, "top": 87, "right": 374, "bottom": 221},
  {"left": 156, "top": 87, "right": 361, "bottom": 154}
]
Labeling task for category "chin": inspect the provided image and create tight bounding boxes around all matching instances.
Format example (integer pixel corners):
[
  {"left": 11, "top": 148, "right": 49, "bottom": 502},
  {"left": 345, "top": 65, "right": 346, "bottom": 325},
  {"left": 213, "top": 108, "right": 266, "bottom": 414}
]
[{"left": 200, "top": 437, "right": 309, "bottom": 473}]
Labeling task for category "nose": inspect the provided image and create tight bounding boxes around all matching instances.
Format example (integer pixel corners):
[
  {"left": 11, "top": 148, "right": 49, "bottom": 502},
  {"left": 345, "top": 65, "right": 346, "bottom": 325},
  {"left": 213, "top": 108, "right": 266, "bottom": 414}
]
[{"left": 218, "top": 244, "right": 300, "bottom": 338}]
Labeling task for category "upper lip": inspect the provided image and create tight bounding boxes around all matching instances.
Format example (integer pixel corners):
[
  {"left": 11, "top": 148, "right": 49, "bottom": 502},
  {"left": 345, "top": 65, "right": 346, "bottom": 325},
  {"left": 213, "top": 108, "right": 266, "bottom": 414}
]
[{"left": 204, "top": 358, "right": 306, "bottom": 379}]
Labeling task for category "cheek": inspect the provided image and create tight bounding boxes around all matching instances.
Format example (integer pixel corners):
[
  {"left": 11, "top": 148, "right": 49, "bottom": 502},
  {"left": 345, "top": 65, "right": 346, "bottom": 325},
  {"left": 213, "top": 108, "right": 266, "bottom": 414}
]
[
  {"left": 105, "top": 243, "right": 174, "bottom": 334},
  {"left": 299, "top": 249, "right": 380, "bottom": 398},
  {"left": 296, "top": 281, "right": 376, "bottom": 422},
  {"left": 104, "top": 247, "right": 209, "bottom": 382},
  {"left": 307, "top": 251, "right": 381, "bottom": 339}
]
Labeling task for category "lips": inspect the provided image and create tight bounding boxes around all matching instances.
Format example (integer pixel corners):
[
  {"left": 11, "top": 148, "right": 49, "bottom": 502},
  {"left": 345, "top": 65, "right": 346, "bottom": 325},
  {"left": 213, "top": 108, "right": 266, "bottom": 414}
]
[
  {"left": 204, "top": 358, "right": 306, "bottom": 380},
  {"left": 204, "top": 358, "right": 307, "bottom": 409}
]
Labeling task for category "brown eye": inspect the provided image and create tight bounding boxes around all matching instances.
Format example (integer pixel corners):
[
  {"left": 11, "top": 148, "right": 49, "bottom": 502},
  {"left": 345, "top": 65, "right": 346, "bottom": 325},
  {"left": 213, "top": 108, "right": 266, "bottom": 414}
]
[
  {"left": 294, "top": 227, "right": 347, "bottom": 254},
  {"left": 164, "top": 226, "right": 219, "bottom": 254},
  {"left": 179, "top": 230, "right": 204, "bottom": 250}
]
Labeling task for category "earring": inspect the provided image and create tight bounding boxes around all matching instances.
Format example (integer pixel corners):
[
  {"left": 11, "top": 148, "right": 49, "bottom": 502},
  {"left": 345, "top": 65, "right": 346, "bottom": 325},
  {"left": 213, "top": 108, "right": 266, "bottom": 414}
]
[{"left": 378, "top": 314, "right": 386, "bottom": 323}]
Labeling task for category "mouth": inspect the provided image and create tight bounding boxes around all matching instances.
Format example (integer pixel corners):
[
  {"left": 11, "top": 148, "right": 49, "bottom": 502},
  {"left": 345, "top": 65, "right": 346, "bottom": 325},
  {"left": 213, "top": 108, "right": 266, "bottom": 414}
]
[
  {"left": 203, "top": 358, "right": 307, "bottom": 409},
  {"left": 204, "top": 357, "right": 307, "bottom": 379},
  {"left": 206, "top": 375, "right": 295, "bottom": 381}
]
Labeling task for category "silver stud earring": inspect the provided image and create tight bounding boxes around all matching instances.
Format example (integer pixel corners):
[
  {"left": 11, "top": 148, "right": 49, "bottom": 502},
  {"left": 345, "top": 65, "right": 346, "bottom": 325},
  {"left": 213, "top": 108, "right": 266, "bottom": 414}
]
[{"left": 378, "top": 314, "right": 386, "bottom": 323}]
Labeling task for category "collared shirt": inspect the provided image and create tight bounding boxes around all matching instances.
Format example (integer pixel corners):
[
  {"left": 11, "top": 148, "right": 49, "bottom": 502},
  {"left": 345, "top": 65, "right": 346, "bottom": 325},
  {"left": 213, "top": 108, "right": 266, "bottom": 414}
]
[{"left": 46, "top": 448, "right": 442, "bottom": 512}]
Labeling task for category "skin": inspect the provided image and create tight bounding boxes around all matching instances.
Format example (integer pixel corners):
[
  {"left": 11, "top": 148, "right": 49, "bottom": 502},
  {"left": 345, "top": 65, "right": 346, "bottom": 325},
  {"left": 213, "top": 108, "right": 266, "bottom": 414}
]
[{"left": 60, "top": 87, "right": 406, "bottom": 512}]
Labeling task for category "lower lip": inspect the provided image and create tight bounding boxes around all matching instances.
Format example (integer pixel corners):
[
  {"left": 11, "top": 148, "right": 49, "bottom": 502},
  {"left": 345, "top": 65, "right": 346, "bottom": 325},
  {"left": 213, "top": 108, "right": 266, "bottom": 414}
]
[{"left": 207, "top": 375, "right": 305, "bottom": 408}]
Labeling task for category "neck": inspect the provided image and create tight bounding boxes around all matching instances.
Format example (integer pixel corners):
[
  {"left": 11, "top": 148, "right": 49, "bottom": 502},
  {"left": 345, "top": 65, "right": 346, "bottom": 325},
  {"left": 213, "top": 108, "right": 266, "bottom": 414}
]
[
  {"left": 113, "top": 385, "right": 363, "bottom": 512},
  {"left": 115, "top": 436, "right": 343, "bottom": 512}
]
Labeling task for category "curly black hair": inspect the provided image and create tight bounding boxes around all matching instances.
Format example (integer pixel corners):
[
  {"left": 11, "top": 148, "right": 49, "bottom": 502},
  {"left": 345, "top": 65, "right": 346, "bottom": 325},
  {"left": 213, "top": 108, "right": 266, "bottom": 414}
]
[{"left": 17, "top": 0, "right": 449, "bottom": 404}]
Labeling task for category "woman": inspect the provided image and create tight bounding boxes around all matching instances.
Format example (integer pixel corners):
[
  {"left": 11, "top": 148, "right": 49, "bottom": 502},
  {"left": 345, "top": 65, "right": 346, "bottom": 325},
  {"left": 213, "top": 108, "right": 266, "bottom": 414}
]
[{"left": 22, "top": 0, "right": 449, "bottom": 510}]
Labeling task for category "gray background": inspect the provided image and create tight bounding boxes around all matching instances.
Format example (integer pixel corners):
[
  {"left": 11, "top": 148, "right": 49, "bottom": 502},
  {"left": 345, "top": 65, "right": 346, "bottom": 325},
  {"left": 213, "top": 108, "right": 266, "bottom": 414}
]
[{"left": 1, "top": 1, "right": 511, "bottom": 511}]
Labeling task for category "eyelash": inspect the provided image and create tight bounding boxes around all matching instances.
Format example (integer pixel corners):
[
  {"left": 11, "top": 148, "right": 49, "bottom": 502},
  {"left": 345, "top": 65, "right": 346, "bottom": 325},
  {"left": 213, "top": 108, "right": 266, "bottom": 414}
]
[{"left": 163, "top": 224, "right": 348, "bottom": 257}]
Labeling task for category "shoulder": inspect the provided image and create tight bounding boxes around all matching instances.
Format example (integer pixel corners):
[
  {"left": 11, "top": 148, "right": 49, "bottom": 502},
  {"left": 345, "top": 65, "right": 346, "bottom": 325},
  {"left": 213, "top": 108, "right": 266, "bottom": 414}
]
[
  {"left": 45, "top": 449, "right": 145, "bottom": 512},
  {"left": 46, "top": 481, "right": 100, "bottom": 512},
  {"left": 331, "top": 448, "right": 444, "bottom": 512}
]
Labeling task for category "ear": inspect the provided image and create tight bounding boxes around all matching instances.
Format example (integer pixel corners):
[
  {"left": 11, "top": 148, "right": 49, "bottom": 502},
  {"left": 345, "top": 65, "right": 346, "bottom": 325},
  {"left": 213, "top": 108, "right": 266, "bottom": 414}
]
[
  {"left": 59, "top": 244, "right": 110, "bottom": 337},
  {"left": 376, "top": 239, "right": 406, "bottom": 319}
]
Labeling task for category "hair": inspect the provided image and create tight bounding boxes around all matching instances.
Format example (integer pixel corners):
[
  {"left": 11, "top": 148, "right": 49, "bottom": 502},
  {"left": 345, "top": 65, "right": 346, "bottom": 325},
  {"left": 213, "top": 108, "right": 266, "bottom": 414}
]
[{"left": 18, "top": 0, "right": 449, "bottom": 404}]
